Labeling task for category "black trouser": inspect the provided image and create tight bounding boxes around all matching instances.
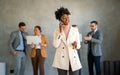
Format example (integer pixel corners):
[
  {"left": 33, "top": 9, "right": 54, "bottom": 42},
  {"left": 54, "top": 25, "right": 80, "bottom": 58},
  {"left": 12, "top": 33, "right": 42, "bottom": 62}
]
[
  {"left": 77, "top": 49, "right": 81, "bottom": 75},
  {"left": 57, "top": 64, "right": 79, "bottom": 75},
  {"left": 88, "top": 52, "right": 101, "bottom": 75}
]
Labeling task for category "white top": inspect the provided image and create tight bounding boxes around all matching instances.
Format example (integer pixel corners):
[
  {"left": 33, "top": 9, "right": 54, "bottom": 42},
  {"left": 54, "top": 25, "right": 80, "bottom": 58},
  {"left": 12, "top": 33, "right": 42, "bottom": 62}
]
[
  {"left": 94, "top": 28, "right": 98, "bottom": 33},
  {"left": 79, "top": 33, "right": 82, "bottom": 42},
  {"left": 35, "top": 36, "right": 41, "bottom": 49}
]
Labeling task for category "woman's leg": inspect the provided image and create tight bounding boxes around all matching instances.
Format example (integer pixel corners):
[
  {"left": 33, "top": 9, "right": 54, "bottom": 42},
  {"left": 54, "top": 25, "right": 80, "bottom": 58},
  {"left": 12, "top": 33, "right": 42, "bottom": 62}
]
[
  {"left": 31, "top": 55, "right": 38, "bottom": 75},
  {"left": 57, "top": 68, "right": 67, "bottom": 75},
  {"left": 69, "top": 64, "right": 79, "bottom": 75},
  {"left": 38, "top": 50, "right": 45, "bottom": 75}
]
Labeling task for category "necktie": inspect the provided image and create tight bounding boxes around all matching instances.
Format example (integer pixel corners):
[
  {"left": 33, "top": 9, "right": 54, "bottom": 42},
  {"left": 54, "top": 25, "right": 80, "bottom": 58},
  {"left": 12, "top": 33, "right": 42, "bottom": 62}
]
[
  {"left": 91, "top": 31, "right": 94, "bottom": 37},
  {"left": 89, "top": 31, "right": 94, "bottom": 54},
  {"left": 21, "top": 32, "right": 26, "bottom": 54}
]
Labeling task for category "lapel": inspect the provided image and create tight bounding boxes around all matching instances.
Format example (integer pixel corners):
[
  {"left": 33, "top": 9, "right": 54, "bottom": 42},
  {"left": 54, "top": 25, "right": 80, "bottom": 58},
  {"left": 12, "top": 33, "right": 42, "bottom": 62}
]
[
  {"left": 61, "top": 26, "right": 73, "bottom": 46},
  {"left": 67, "top": 27, "right": 73, "bottom": 45},
  {"left": 16, "top": 30, "right": 20, "bottom": 39},
  {"left": 93, "top": 30, "right": 99, "bottom": 38},
  {"left": 61, "top": 30, "right": 66, "bottom": 43},
  {"left": 41, "top": 34, "right": 44, "bottom": 43}
]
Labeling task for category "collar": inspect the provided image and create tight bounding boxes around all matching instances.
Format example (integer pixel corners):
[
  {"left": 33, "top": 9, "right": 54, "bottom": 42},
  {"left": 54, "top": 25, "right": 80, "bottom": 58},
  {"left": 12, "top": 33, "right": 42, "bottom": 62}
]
[
  {"left": 19, "top": 30, "right": 24, "bottom": 33},
  {"left": 94, "top": 28, "right": 98, "bottom": 33}
]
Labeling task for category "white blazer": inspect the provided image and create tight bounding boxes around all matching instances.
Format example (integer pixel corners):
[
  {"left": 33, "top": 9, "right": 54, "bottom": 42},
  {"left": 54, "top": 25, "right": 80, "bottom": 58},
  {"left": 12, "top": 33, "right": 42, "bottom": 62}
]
[{"left": 52, "top": 26, "right": 82, "bottom": 71}]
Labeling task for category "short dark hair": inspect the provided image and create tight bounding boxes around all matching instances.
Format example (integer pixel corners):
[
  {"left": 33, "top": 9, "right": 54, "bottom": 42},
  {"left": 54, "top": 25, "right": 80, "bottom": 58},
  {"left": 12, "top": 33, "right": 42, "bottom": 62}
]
[
  {"left": 18, "top": 22, "right": 26, "bottom": 27},
  {"left": 90, "top": 21, "right": 98, "bottom": 25},
  {"left": 35, "top": 25, "right": 42, "bottom": 32},
  {"left": 55, "top": 7, "right": 71, "bottom": 21}
]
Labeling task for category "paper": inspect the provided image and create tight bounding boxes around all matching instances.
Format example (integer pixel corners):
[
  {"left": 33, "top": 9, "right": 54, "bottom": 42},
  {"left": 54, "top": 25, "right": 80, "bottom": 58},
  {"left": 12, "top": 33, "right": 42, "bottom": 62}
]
[{"left": 26, "top": 36, "right": 41, "bottom": 44}]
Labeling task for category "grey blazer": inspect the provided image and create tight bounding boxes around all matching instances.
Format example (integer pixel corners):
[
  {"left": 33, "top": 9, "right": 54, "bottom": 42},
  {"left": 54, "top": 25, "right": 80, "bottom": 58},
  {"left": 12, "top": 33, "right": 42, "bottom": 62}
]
[
  {"left": 9, "top": 30, "right": 28, "bottom": 52},
  {"left": 85, "top": 30, "right": 103, "bottom": 56}
]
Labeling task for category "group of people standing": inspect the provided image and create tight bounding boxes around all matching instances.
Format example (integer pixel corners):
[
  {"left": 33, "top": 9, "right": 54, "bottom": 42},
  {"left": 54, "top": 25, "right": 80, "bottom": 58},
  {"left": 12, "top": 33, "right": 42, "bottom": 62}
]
[
  {"left": 8, "top": 7, "right": 103, "bottom": 75},
  {"left": 9, "top": 23, "right": 48, "bottom": 75}
]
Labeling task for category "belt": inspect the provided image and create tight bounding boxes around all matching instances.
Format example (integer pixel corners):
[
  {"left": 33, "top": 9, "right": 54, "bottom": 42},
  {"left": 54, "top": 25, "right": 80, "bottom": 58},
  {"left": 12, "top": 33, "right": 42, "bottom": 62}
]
[
  {"left": 36, "top": 49, "right": 41, "bottom": 50},
  {"left": 15, "top": 50, "right": 24, "bottom": 52}
]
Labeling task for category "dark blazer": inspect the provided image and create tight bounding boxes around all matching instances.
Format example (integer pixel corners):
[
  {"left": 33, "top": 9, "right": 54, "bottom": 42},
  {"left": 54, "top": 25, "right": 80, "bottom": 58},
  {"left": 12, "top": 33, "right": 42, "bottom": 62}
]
[
  {"left": 9, "top": 30, "right": 28, "bottom": 52},
  {"left": 85, "top": 30, "right": 103, "bottom": 56}
]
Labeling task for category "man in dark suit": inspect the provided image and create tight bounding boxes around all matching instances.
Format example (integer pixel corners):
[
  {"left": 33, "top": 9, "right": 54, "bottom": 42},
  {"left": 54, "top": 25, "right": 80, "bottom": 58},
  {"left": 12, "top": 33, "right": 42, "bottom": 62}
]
[
  {"left": 84, "top": 21, "right": 103, "bottom": 75},
  {"left": 9, "top": 22, "right": 28, "bottom": 75}
]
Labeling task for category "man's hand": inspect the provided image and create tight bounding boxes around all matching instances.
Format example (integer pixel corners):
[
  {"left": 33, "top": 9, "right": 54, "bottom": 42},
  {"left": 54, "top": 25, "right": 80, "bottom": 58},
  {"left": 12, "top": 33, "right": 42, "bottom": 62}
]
[
  {"left": 84, "top": 36, "right": 92, "bottom": 41},
  {"left": 12, "top": 51, "right": 17, "bottom": 55}
]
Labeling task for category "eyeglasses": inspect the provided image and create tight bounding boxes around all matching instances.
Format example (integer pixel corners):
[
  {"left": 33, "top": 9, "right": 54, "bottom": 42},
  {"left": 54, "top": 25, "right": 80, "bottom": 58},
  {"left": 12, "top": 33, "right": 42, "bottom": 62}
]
[{"left": 90, "top": 26, "right": 94, "bottom": 27}]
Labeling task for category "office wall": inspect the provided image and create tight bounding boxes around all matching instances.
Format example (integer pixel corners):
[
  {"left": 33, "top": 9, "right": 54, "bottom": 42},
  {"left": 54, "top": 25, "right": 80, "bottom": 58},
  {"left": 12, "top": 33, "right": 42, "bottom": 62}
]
[{"left": 0, "top": 0, "right": 120, "bottom": 75}]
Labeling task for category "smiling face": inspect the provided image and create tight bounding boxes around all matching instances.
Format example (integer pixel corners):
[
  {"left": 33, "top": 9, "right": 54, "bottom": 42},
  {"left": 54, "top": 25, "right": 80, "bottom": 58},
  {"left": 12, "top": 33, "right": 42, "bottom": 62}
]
[
  {"left": 60, "top": 14, "right": 70, "bottom": 25},
  {"left": 34, "top": 27, "right": 41, "bottom": 35}
]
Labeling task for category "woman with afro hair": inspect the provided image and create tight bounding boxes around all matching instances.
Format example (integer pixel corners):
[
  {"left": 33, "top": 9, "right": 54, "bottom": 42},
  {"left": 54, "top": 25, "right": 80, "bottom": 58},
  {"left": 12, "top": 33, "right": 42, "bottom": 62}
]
[{"left": 52, "top": 7, "right": 82, "bottom": 75}]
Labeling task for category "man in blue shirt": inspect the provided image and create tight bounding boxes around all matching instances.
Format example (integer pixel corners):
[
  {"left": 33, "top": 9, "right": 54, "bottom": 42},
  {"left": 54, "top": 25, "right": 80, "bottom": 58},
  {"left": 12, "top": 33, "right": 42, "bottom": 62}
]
[{"left": 9, "top": 22, "right": 28, "bottom": 75}]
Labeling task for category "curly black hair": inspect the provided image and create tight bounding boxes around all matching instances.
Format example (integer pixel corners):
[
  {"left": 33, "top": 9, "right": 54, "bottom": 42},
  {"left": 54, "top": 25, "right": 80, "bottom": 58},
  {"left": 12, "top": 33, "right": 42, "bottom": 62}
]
[{"left": 55, "top": 7, "right": 71, "bottom": 21}]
